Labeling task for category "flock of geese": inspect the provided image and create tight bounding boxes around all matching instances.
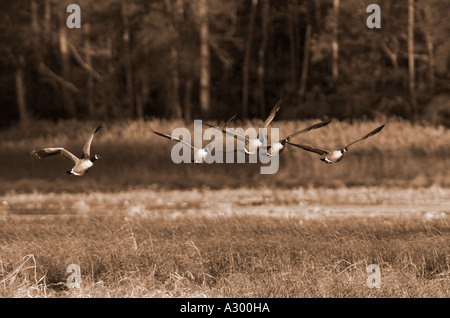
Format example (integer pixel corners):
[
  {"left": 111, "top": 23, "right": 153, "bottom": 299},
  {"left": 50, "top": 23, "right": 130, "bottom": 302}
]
[{"left": 32, "top": 96, "right": 385, "bottom": 175}]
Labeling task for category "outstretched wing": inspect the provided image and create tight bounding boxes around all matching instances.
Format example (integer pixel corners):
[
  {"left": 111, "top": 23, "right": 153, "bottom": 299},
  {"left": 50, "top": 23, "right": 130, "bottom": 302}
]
[
  {"left": 32, "top": 148, "right": 79, "bottom": 164},
  {"left": 263, "top": 94, "right": 284, "bottom": 128},
  {"left": 202, "top": 122, "right": 250, "bottom": 144},
  {"left": 208, "top": 112, "right": 238, "bottom": 141},
  {"left": 286, "top": 142, "right": 329, "bottom": 156},
  {"left": 283, "top": 120, "right": 332, "bottom": 141},
  {"left": 345, "top": 124, "right": 385, "bottom": 148},
  {"left": 202, "top": 112, "right": 237, "bottom": 132},
  {"left": 221, "top": 112, "right": 238, "bottom": 130},
  {"left": 152, "top": 130, "right": 196, "bottom": 150},
  {"left": 81, "top": 125, "right": 102, "bottom": 159}
]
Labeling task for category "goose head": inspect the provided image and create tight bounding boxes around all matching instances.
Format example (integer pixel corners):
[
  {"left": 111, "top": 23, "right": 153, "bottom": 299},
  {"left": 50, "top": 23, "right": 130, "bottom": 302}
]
[
  {"left": 259, "top": 134, "right": 268, "bottom": 144},
  {"left": 91, "top": 154, "right": 101, "bottom": 162},
  {"left": 204, "top": 144, "right": 212, "bottom": 153}
]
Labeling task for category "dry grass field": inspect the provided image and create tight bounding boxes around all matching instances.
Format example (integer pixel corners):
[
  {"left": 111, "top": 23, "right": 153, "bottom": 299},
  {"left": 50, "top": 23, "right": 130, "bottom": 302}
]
[
  {"left": 0, "top": 187, "right": 449, "bottom": 298},
  {"left": 0, "top": 120, "right": 449, "bottom": 298}
]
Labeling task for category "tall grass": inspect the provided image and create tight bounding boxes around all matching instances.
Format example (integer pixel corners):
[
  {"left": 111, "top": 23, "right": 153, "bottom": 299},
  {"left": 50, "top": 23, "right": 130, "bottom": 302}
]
[
  {"left": 0, "top": 214, "right": 448, "bottom": 297},
  {"left": 0, "top": 119, "right": 449, "bottom": 192}
]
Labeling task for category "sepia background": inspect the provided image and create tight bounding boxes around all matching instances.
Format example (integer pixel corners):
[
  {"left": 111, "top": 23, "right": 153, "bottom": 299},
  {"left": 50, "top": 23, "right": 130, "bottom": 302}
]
[{"left": 0, "top": 0, "right": 449, "bottom": 298}]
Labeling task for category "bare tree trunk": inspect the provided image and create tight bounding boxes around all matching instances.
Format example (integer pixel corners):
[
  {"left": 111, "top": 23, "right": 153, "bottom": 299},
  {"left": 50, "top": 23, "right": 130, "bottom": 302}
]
[
  {"left": 242, "top": 0, "right": 258, "bottom": 118},
  {"left": 99, "top": 35, "right": 114, "bottom": 118},
  {"left": 31, "top": 0, "right": 39, "bottom": 37},
  {"left": 422, "top": 3, "right": 435, "bottom": 95},
  {"left": 122, "top": 1, "right": 134, "bottom": 118},
  {"left": 44, "top": 0, "right": 51, "bottom": 36},
  {"left": 424, "top": 34, "right": 435, "bottom": 95},
  {"left": 331, "top": 0, "right": 339, "bottom": 86},
  {"left": 106, "top": 36, "right": 114, "bottom": 74},
  {"left": 379, "top": 37, "right": 399, "bottom": 73},
  {"left": 184, "top": 78, "right": 193, "bottom": 122},
  {"left": 30, "top": 0, "right": 42, "bottom": 63},
  {"left": 298, "top": 24, "right": 312, "bottom": 105},
  {"left": 287, "top": 2, "right": 297, "bottom": 88},
  {"left": 59, "top": 24, "right": 77, "bottom": 117},
  {"left": 84, "top": 24, "right": 95, "bottom": 118},
  {"left": 408, "top": 0, "right": 418, "bottom": 120},
  {"left": 257, "top": 0, "right": 269, "bottom": 118},
  {"left": 169, "top": 47, "right": 182, "bottom": 118},
  {"left": 164, "top": 0, "right": 183, "bottom": 119},
  {"left": 313, "top": 0, "right": 321, "bottom": 26},
  {"left": 15, "top": 55, "right": 29, "bottom": 127},
  {"left": 135, "top": 81, "right": 144, "bottom": 120},
  {"left": 139, "top": 74, "right": 150, "bottom": 120},
  {"left": 199, "top": 0, "right": 210, "bottom": 117}
]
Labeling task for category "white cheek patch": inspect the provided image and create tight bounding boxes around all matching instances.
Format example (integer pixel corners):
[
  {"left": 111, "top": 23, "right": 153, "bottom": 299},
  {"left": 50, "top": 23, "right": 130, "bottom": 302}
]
[
  {"left": 193, "top": 149, "right": 206, "bottom": 163},
  {"left": 244, "top": 148, "right": 254, "bottom": 155},
  {"left": 272, "top": 143, "right": 283, "bottom": 152},
  {"left": 248, "top": 139, "right": 261, "bottom": 154}
]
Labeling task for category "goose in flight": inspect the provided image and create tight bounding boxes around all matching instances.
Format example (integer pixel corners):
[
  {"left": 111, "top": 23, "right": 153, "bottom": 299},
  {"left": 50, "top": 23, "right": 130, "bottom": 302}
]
[
  {"left": 153, "top": 113, "right": 237, "bottom": 163},
  {"left": 263, "top": 120, "right": 332, "bottom": 156},
  {"left": 203, "top": 95, "right": 284, "bottom": 154},
  {"left": 287, "top": 124, "right": 385, "bottom": 163},
  {"left": 32, "top": 125, "right": 102, "bottom": 175}
]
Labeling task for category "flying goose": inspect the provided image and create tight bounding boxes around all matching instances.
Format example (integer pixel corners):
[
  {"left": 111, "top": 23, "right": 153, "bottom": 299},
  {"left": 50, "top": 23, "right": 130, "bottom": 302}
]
[
  {"left": 203, "top": 95, "right": 284, "bottom": 154},
  {"left": 263, "top": 120, "right": 332, "bottom": 156},
  {"left": 32, "top": 125, "right": 103, "bottom": 175},
  {"left": 287, "top": 124, "right": 385, "bottom": 163},
  {"left": 153, "top": 113, "right": 237, "bottom": 163}
]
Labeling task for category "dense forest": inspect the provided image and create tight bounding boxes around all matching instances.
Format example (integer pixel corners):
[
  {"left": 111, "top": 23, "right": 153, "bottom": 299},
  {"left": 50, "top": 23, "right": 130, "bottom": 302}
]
[{"left": 1, "top": 0, "right": 449, "bottom": 128}]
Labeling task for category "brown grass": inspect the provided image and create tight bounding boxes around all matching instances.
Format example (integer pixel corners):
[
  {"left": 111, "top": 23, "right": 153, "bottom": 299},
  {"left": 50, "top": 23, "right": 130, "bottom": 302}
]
[{"left": 0, "top": 212, "right": 448, "bottom": 298}]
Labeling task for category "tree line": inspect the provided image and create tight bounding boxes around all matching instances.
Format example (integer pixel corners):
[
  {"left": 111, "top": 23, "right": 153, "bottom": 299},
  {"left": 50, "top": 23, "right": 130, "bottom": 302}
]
[{"left": 1, "top": 0, "right": 449, "bottom": 128}]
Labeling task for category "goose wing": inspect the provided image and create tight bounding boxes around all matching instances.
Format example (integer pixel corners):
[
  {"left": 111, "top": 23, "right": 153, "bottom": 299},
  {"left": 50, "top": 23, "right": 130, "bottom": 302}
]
[
  {"left": 345, "top": 124, "right": 385, "bottom": 148},
  {"left": 81, "top": 125, "right": 102, "bottom": 159},
  {"left": 202, "top": 112, "right": 237, "bottom": 133},
  {"left": 152, "top": 130, "right": 196, "bottom": 150},
  {"left": 221, "top": 112, "right": 238, "bottom": 130},
  {"left": 283, "top": 120, "right": 332, "bottom": 141},
  {"left": 32, "top": 148, "right": 80, "bottom": 164},
  {"left": 263, "top": 95, "right": 284, "bottom": 128},
  {"left": 206, "top": 112, "right": 238, "bottom": 140},
  {"left": 202, "top": 122, "right": 250, "bottom": 144},
  {"left": 286, "top": 142, "right": 329, "bottom": 155}
]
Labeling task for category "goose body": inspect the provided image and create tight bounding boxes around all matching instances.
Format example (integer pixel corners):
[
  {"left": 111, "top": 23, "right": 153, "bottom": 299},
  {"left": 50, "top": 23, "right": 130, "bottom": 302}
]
[
  {"left": 204, "top": 96, "right": 284, "bottom": 155},
  {"left": 153, "top": 131, "right": 213, "bottom": 163},
  {"left": 263, "top": 120, "right": 332, "bottom": 157},
  {"left": 32, "top": 125, "right": 102, "bottom": 175},
  {"left": 153, "top": 112, "right": 237, "bottom": 164},
  {"left": 68, "top": 157, "right": 95, "bottom": 176},
  {"left": 154, "top": 112, "right": 237, "bottom": 163},
  {"left": 288, "top": 124, "right": 385, "bottom": 164},
  {"left": 321, "top": 149, "right": 346, "bottom": 164}
]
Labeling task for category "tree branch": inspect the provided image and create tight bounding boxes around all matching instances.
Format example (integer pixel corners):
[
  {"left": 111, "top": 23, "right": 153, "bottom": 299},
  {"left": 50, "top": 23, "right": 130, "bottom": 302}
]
[
  {"left": 67, "top": 41, "right": 103, "bottom": 81},
  {"left": 38, "top": 62, "right": 79, "bottom": 93}
]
